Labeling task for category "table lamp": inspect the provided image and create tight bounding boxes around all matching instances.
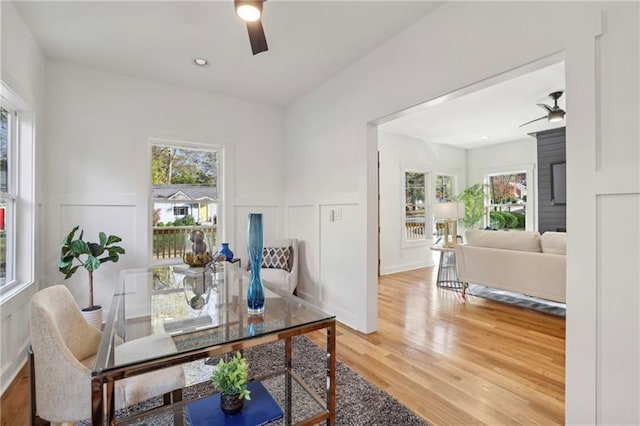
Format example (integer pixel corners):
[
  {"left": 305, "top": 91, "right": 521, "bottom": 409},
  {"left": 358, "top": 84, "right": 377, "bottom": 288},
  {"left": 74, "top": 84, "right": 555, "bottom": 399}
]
[{"left": 433, "top": 201, "right": 466, "bottom": 248}]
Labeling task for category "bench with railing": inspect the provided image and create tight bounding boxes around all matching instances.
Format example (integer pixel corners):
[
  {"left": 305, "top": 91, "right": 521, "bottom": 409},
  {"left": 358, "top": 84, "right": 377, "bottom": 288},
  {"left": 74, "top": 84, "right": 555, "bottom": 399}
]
[{"left": 152, "top": 225, "right": 217, "bottom": 259}]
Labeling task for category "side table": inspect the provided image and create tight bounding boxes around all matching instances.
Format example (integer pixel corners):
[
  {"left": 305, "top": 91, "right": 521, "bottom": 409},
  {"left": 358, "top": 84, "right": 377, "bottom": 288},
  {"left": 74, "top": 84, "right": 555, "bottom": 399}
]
[{"left": 430, "top": 245, "right": 467, "bottom": 295}]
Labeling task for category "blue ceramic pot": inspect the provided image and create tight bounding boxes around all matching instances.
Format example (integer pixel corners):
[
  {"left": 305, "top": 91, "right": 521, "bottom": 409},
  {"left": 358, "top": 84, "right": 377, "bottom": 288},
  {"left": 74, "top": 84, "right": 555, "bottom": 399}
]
[{"left": 218, "top": 243, "right": 234, "bottom": 261}]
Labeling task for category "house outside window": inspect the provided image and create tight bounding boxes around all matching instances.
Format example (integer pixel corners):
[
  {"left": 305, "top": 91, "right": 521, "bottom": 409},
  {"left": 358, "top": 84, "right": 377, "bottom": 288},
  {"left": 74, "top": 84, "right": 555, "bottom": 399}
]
[
  {"left": 486, "top": 171, "right": 527, "bottom": 230},
  {"left": 0, "top": 108, "right": 15, "bottom": 287},
  {"left": 404, "top": 171, "right": 428, "bottom": 242},
  {"left": 151, "top": 144, "right": 219, "bottom": 261}
]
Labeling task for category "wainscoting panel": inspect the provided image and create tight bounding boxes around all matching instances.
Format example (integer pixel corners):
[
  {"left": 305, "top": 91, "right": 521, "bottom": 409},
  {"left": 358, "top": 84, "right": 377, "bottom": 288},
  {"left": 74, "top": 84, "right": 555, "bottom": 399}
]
[
  {"left": 0, "top": 284, "right": 36, "bottom": 395},
  {"left": 319, "top": 203, "right": 362, "bottom": 327},
  {"left": 596, "top": 194, "right": 640, "bottom": 425},
  {"left": 287, "top": 205, "right": 317, "bottom": 302},
  {"left": 233, "top": 206, "right": 279, "bottom": 268},
  {"left": 59, "top": 204, "right": 137, "bottom": 312},
  {"left": 0, "top": 314, "right": 12, "bottom": 378}
]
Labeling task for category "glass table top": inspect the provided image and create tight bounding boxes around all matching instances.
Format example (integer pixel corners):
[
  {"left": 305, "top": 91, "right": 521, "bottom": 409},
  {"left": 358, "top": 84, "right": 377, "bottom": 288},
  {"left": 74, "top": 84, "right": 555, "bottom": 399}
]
[{"left": 93, "top": 262, "right": 334, "bottom": 375}]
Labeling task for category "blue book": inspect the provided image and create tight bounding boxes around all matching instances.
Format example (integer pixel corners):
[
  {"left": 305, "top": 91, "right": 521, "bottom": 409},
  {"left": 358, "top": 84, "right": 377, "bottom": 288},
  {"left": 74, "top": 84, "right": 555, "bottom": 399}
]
[{"left": 186, "top": 381, "right": 284, "bottom": 426}]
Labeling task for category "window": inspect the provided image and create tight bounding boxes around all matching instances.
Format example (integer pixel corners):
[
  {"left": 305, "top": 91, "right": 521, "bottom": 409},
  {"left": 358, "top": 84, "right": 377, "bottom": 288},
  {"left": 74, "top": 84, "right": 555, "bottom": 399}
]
[
  {"left": 151, "top": 144, "right": 219, "bottom": 261},
  {"left": 0, "top": 108, "right": 15, "bottom": 287},
  {"left": 404, "top": 171, "right": 427, "bottom": 241},
  {"left": 173, "top": 206, "right": 189, "bottom": 216},
  {"left": 435, "top": 174, "right": 454, "bottom": 202},
  {"left": 434, "top": 174, "right": 455, "bottom": 238},
  {"left": 486, "top": 172, "right": 527, "bottom": 230}
]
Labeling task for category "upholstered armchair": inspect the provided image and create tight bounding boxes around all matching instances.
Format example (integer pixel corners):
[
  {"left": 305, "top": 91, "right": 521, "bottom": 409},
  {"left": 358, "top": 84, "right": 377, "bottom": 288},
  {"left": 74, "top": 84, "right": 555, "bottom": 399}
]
[
  {"left": 29, "top": 285, "right": 185, "bottom": 423},
  {"left": 259, "top": 238, "right": 299, "bottom": 294}
]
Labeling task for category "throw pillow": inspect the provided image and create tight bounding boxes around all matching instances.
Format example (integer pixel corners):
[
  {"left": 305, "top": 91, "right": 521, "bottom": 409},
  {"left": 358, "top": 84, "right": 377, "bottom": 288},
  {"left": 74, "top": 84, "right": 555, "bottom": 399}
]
[{"left": 261, "top": 247, "right": 292, "bottom": 272}]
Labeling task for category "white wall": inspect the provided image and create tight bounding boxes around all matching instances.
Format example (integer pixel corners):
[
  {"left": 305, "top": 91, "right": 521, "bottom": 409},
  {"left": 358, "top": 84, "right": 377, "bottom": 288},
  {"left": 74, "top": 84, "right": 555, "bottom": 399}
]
[
  {"left": 466, "top": 138, "right": 537, "bottom": 230},
  {"left": 42, "top": 62, "right": 286, "bottom": 314},
  {"left": 0, "top": 1, "right": 46, "bottom": 394},
  {"left": 378, "top": 131, "right": 465, "bottom": 274},
  {"left": 284, "top": 1, "right": 639, "bottom": 423}
]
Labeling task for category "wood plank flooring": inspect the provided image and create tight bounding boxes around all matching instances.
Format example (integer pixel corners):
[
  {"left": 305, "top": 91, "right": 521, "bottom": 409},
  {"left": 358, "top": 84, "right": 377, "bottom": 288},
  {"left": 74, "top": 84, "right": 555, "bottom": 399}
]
[
  {"left": 308, "top": 267, "right": 565, "bottom": 425},
  {"left": 1, "top": 266, "right": 565, "bottom": 425}
]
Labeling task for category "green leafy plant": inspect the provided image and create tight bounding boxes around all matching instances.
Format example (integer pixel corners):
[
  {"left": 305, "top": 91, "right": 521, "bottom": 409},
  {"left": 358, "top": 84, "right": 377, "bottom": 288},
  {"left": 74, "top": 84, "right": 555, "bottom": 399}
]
[
  {"left": 489, "top": 211, "right": 505, "bottom": 229},
  {"left": 455, "top": 183, "right": 487, "bottom": 229},
  {"left": 500, "top": 211, "right": 519, "bottom": 228},
  {"left": 58, "top": 226, "right": 126, "bottom": 309},
  {"left": 512, "top": 212, "right": 526, "bottom": 229},
  {"left": 210, "top": 352, "right": 251, "bottom": 400}
]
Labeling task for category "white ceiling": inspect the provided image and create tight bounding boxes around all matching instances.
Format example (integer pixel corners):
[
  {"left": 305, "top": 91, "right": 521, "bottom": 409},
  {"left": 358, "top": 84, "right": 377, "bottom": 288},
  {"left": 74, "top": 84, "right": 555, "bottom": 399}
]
[
  {"left": 15, "top": 1, "right": 443, "bottom": 106},
  {"left": 379, "top": 61, "right": 566, "bottom": 149}
]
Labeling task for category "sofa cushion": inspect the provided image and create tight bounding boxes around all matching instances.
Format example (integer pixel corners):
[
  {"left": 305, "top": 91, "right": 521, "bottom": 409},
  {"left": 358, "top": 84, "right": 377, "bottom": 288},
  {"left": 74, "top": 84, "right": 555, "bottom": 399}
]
[
  {"left": 261, "top": 246, "right": 292, "bottom": 272},
  {"left": 465, "top": 229, "right": 542, "bottom": 252},
  {"left": 540, "top": 232, "right": 567, "bottom": 255}
]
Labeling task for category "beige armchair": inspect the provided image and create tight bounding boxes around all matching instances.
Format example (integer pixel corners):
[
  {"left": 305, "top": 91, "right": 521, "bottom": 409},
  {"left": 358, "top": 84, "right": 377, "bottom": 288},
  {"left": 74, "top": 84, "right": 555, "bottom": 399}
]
[
  {"left": 29, "top": 285, "right": 185, "bottom": 423},
  {"left": 259, "top": 238, "right": 299, "bottom": 294}
]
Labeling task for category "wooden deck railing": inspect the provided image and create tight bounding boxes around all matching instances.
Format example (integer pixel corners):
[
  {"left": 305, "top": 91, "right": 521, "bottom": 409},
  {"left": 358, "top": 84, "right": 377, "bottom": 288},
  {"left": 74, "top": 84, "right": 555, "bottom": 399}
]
[
  {"left": 152, "top": 226, "right": 217, "bottom": 259},
  {"left": 405, "top": 222, "right": 426, "bottom": 240}
]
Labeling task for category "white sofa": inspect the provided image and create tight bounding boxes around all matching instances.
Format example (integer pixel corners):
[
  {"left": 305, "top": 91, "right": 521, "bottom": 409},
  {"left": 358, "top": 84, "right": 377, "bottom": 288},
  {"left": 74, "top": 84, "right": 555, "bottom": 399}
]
[{"left": 454, "top": 230, "right": 566, "bottom": 303}]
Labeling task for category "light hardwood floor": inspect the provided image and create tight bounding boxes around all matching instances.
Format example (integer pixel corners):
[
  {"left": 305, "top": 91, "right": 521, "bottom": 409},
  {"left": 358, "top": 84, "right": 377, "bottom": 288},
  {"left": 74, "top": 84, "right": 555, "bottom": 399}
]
[{"left": 1, "top": 266, "right": 565, "bottom": 425}]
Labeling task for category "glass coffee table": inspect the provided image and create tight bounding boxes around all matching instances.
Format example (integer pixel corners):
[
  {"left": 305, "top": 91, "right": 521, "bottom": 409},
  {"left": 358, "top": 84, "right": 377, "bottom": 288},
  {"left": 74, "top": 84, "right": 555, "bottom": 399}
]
[{"left": 90, "top": 263, "right": 336, "bottom": 425}]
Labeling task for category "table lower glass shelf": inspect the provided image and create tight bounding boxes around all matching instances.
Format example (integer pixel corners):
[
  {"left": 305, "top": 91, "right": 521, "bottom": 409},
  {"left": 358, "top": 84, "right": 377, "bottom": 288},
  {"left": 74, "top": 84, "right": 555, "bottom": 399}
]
[{"left": 117, "top": 371, "right": 328, "bottom": 426}]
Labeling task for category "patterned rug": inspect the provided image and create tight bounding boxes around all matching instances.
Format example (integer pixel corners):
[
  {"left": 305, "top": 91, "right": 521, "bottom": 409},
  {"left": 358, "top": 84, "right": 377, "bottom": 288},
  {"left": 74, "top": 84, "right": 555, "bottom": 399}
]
[
  {"left": 87, "top": 335, "right": 428, "bottom": 425},
  {"left": 467, "top": 284, "right": 566, "bottom": 317}
]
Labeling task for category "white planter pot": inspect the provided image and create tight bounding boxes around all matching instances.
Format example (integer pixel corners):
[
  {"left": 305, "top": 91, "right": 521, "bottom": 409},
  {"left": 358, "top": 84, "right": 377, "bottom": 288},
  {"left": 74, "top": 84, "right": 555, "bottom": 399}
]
[{"left": 81, "top": 306, "right": 103, "bottom": 330}]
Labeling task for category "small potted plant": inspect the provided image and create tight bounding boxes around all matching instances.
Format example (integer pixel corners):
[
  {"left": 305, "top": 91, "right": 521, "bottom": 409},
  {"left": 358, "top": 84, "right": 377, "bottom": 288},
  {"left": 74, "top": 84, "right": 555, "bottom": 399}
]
[
  {"left": 211, "top": 352, "right": 251, "bottom": 415},
  {"left": 58, "top": 226, "right": 126, "bottom": 328}
]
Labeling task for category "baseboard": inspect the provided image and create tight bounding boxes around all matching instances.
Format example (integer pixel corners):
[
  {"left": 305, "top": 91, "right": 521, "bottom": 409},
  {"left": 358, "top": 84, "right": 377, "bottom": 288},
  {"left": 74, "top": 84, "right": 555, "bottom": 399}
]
[
  {"left": 317, "top": 300, "right": 360, "bottom": 331},
  {"left": 1, "top": 349, "right": 27, "bottom": 397},
  {"left": 380, "top": 259, "right": 435, "bottom": 276}
]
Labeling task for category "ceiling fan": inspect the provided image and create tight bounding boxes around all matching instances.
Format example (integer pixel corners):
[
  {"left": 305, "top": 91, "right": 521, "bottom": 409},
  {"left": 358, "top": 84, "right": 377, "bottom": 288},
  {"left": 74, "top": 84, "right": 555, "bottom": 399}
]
[
  {"left": 235, "top": 0, "right": 268, "bottom": 55},
  {"left": 519, "top": 91, "right": 566, "bottom": 127}
]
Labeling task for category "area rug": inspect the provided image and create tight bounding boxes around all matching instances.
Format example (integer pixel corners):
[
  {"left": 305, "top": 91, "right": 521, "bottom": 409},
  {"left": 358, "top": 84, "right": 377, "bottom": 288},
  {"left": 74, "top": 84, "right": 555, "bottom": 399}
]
[
  {"left": 467, "top": 284, "right": 566, "bottom": 317},
  {"left": 87, "top": 335, "right": 428, "bottom": 426}
]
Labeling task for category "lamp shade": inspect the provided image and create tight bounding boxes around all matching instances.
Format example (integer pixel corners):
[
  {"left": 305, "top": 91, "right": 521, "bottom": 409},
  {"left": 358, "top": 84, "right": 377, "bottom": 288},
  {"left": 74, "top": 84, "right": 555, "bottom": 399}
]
[{"left": 433, "top": 202, "right": 465, "bottom": 219}]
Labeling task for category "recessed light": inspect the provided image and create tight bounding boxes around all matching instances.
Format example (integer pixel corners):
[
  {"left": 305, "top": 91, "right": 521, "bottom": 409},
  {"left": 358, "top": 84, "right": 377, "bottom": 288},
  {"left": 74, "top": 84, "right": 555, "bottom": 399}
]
[
  {"left": 236, "top": 1, "right": 262, "bottom": 22},
  {"left": 480, "top": 135, "right": 490, "bottom": 139},
  {"left": 193, "top": 58, "right": 208, "bottom": 66}
]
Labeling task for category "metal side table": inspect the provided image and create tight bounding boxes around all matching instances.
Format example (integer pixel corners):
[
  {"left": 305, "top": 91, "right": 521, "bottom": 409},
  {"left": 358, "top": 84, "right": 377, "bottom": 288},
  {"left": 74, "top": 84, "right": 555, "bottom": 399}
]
[{"left": 430, "top": 245, "right": 465, "bottom": 292}]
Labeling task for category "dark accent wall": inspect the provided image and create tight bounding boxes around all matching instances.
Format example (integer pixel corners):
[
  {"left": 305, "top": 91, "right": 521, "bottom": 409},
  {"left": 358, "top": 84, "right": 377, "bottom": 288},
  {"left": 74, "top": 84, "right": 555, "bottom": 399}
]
[{"left": 536, "top": 127, "right": 566, "bottom": 233}]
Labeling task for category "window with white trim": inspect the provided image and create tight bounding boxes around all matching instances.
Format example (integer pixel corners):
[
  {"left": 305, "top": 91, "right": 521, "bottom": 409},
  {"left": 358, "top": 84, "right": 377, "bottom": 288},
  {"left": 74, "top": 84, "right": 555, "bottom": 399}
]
[
  {"left": 0, "top": 107, "right": 15, "bottom": 286},
  {"left": 404, "top": 171, "right": 428, "bottom": 242},
  {"left": 434, "top": 173, "right": 455, "bottom": 238},
  {"left": 173, "top": 206, "right": 189, "bottom": 216},
  {"left": 486, "top": 171, "right": 527, "bottom": 230},
  {"left": 435, "top": 174, "right": 454, "bottom": 202},
  {"left": 150, "top": 143, "right": 220, "bottom": 261}
]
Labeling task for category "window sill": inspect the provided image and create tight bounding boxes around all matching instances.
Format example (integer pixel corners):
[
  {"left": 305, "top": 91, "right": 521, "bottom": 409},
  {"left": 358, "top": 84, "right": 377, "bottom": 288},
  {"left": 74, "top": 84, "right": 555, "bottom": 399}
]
[{"left": 0, "top": 280, "right": 35, "bottom": 305}]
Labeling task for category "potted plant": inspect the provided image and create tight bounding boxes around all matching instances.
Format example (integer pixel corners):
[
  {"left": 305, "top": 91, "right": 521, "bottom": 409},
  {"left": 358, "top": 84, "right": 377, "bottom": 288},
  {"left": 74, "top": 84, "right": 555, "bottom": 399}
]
[
  {"left": 211, "top": 352, "right": 251, "bottom": 415},
  {"left": 455, "top": 183, "right": 488, "bottom": 229},
  {"left": 58, "top": 225, "right": 126, "bottom": 328}
]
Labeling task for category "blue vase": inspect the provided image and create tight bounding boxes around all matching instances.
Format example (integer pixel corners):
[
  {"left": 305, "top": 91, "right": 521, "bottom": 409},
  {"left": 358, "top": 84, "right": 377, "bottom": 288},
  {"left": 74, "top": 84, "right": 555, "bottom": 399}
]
[
  {"left": 247, "top": 213, "right": 265, "bottom": 315},
  {"left": 218, "top": 243, "right": 234, "bottom": 261}
]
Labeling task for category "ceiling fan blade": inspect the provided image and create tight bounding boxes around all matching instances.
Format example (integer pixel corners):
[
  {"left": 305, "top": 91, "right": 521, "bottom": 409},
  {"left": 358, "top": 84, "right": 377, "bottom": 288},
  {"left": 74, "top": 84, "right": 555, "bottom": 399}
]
[
  {"left": 519, "top": 116, "right": 548, "bottom": 128},
  {"left": 537, "top": 103, "right": 553, "bottom": 113},
  {"left": 246, "top": 20, "right": 268, "bottom": 55}
]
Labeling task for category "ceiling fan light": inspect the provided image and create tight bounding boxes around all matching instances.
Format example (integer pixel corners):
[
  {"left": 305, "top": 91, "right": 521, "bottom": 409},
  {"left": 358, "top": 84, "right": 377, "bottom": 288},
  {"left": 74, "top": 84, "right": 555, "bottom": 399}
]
[
  {"left": 548, "top": 110, "right": 565, "bottom": 122},
  {"left": 236, "top": 1, "right": 262, "bottom": 22}
]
